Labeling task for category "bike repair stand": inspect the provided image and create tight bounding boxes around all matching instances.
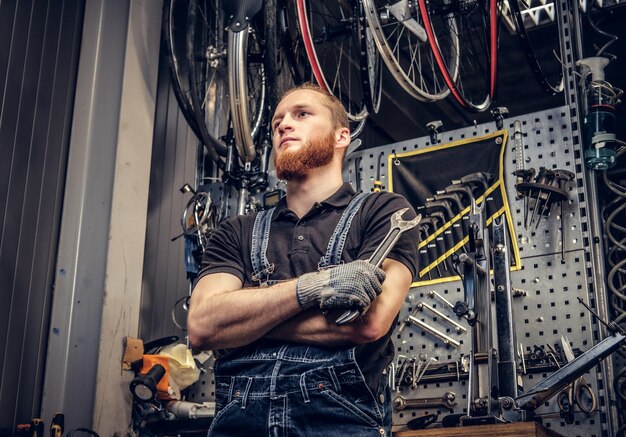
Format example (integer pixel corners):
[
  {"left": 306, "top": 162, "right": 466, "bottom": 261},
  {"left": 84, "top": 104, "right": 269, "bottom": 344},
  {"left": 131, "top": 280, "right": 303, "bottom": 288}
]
[
  {"left": 452, "top": 198, "right": 504, "bottom": 426},
  {"left": 409, "top": 198, "right": 626, "bottom": 435}
]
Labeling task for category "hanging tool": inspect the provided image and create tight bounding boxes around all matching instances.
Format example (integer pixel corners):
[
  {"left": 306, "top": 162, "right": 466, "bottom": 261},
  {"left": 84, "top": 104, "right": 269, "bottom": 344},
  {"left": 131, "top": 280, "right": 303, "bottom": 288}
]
[
  {"left": 420, "top": 218, "right": 444, "bottom": 276},
  {"left": 372, "top": 152, "right": 385, "bottom": 192},
  {"left": 451, "top": 172, "right": 495, "bottom": 195},
  {"left": 414, "top": 357, "right": 438, "bottom": 387},
  {"left": 406, "top": 316, "right": 461, "bottom": 347},
  {"left": 430, "top": 194, "right": 467, "bottom": 252},
  {"left": 511, "top": 120, "right": 533, "bottom": 227},
  {"left": 420, "top": 215, "right": 448, "bottom": 274},
  {"left": 515, "top": 167, "right": 574, "bottom": 260},
  {"left": 335, "top": 209, "right": 421, "bottom": 325},
  {"left": 427, "top": 290, "right": 455, "bottom": 310},
  {"left": 393, "top": 392, "right": 457, "bottom": 411},
  {"left": 420, "top": 208, "right": 455, "bottom": 272},
  {"left": 557, "top": 336, "right": 597, "bottom": 421},
  {"left": 416, "top": 302, "right": 467, "bottom": 333},
  {"left": 424, "top": 200, "right": 463, "bottom": 257},
  {"left": 438, "top": 184, "right": 475, "bottom": 253},
  {"left": 426, "top": 120, "right": 443, "bottom": 144},
  {"left": 417, "top": 226, "right": 434, "bottom": 281},
  {"left": 440, "top": 183, "right": 474, "bottom": 206},
  {"left": 512, "top": 121, "right": 526, "bottom": 187},
  {"left": 490, "top": 107, "right": 509, "bottom": 130},
  {"left": 513, "top": 167, "right": 536, "bottom": 228}
]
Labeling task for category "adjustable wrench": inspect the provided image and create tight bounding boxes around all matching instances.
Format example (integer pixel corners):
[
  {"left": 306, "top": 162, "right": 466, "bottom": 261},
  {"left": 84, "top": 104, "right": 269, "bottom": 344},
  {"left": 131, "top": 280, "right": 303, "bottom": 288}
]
[
  {"left": 393, "top": 392, "right": 457, "bottom": 411},
  {"left": 335, "top": 208, "right": 421, "bottom": 325}
]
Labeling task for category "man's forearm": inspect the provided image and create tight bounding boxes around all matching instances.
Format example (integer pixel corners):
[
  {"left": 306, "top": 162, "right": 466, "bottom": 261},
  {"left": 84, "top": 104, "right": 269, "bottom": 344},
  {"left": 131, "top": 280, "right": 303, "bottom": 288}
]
[
  {"left": 188, "top": 274, "right": 302, "bottom": 350},
  {"left": 264, "top": 310, "right": 363, "bottom": 346},
  {"left": 265, "top": 258, "right": 414, "bottom": 347}
]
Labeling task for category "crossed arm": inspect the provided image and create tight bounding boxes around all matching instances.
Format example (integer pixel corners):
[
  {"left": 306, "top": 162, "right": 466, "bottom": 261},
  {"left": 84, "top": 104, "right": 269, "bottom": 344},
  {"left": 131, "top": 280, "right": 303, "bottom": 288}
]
[{"left": 187, "top": 258, "right": 413, "bottom": 351}]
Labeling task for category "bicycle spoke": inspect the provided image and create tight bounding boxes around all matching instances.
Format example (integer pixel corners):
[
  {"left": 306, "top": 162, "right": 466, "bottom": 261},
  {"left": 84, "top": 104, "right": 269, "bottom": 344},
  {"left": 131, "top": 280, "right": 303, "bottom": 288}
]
[
  {"left": 297, "top": 0, "right": 369, "bottom": 128},
  {"left": 418, "top": 0, "right": 496, "bottom": 112},
  {"left": 363, "top": 0, "right": 451, "bottom": 102},
  {"left": 507, "top": 0, "right": 564, "bottom": 95}
]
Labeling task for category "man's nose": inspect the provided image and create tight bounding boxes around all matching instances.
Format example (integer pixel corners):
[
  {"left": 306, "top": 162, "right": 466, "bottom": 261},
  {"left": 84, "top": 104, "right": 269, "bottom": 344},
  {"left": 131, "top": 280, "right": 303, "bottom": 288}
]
[{"left": 277, "top": 115, "right": 294, "bottom": 134}]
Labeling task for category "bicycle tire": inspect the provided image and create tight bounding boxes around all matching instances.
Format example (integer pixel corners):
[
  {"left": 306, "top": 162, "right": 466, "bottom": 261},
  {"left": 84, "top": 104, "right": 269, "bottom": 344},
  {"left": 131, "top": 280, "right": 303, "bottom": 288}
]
[
  {"left": 418, "top": 0, "right": 498, "bottom": 112},
  {"left": 362, "top": 0, "right": 454, "bottom": 102},
  {"left": 507, "top": 0, "right": 563, "bottom": 95},
  {"left": 186, "top": 0, "right": 230, "bottom": 162},
  {"left": 264, "top": 0, "right": 309, "bottom": 116},
  {"left": 167, "top": 0, "right": 230, "bottom": 163},
  {"left": 227, "top": 24, "right": 267, "bottom": 163},
  {"left": 164, "top": 0, "right": 202, "bottom": 140},
  {"left": 296, "top": 0, "right": 369, "bottom": 130},
  {"left": 279, "top": 0, "right": 311, "bottom": 87},
  {"left": 358, "top": 0, "right": 382, "bottom": 114}
]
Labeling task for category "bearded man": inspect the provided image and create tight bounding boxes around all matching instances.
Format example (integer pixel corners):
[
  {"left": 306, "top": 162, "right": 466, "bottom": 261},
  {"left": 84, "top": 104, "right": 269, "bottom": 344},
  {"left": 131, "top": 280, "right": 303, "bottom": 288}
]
[{"left": 188, "top": 83, "right": 419, "bottom": 436}]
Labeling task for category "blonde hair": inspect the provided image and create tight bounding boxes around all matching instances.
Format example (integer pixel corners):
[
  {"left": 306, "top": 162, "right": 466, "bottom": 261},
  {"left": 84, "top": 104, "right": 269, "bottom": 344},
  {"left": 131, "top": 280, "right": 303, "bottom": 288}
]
[{"left": 278, "top": 82, "right": 349, "bottom": 130}]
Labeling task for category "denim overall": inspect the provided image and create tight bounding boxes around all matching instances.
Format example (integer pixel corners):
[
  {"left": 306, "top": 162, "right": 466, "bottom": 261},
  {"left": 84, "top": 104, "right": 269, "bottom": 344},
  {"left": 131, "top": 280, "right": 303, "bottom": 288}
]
[{"left": 208, "top": 192, "right": 393, "bottom": 437}]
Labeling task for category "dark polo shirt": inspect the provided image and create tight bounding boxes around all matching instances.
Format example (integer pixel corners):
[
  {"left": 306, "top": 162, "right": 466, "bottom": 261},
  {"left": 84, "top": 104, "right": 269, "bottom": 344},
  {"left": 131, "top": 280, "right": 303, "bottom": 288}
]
[{"left": 198, "top": 182, "right": 419, "bottom": 390}]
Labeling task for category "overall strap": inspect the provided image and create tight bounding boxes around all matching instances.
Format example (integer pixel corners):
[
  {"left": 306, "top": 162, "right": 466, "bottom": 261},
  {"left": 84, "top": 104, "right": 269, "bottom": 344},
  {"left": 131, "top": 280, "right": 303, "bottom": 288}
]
[
  {"left": 251, "top": 207, "right": 275, "bottom": 286},
  {"left": 319, "top": 191, "right": 371, "bottom": 270}
]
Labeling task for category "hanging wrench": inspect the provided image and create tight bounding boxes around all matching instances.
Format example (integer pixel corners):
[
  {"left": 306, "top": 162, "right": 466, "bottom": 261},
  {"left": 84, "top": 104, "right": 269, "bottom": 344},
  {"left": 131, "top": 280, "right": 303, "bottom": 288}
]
[
  {"left": 335, "top": 208, "right": 421, "bottom": 325},
  {"left": 393, "top": 392, "right": 457, "bottom": 411},
  {"left": 406, "top": 316, "right": 461, "bottom": 347}
]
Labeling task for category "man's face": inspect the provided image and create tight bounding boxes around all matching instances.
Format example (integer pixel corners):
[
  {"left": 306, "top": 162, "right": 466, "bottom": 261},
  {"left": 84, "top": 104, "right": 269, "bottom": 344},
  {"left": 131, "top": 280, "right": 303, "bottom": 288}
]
[{"left": 271, "top": 89, "right": 338, "bottom": 181}]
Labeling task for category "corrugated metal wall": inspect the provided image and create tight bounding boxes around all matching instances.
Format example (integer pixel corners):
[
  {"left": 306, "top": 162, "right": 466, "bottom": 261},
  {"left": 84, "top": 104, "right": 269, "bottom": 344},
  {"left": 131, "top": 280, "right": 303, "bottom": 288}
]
[
  {"left": 0, "top": 0, "right": 84, "bottom": 429},
  {"left": 139, "top": 29, "right": 200, "bottom": 342}
]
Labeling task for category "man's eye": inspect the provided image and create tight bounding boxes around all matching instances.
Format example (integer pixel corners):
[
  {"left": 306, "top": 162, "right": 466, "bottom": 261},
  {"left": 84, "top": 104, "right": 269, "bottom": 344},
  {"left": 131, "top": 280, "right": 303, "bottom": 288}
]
[{"left": 299, "top": 111, "right": 309, "bottom": 117}]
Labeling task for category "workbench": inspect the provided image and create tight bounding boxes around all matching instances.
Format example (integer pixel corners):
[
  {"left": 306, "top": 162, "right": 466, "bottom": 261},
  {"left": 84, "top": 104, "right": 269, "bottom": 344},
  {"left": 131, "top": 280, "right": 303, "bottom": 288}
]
[{"left": 394, "top": 421, "right": 563, "bottom": 437}]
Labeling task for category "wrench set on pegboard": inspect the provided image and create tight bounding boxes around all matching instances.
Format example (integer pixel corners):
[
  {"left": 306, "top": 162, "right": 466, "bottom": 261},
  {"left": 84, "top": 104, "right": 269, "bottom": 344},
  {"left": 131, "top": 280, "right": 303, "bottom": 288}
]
[{"left": 186, "top": 105, "right": 613, "bottom": 436}]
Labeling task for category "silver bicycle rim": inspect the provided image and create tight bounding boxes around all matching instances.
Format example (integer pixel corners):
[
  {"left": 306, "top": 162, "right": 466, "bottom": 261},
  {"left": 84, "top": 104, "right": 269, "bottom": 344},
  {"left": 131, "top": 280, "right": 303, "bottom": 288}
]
[{"left": 362, "top": 0, "right": 455, "bottom": 102}]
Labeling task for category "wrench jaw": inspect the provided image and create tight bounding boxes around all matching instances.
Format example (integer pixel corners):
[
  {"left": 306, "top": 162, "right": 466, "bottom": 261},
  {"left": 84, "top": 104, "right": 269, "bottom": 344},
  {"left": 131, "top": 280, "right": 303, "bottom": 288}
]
[{"left": 334, "top": 309, "right": 361, "bottom": 325}]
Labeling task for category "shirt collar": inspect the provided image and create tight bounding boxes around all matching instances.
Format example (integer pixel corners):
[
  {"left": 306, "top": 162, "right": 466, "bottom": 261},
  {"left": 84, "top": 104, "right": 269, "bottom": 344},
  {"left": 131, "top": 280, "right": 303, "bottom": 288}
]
[{"left": 272, "top": 182, "right": 356, "bottom": 220}]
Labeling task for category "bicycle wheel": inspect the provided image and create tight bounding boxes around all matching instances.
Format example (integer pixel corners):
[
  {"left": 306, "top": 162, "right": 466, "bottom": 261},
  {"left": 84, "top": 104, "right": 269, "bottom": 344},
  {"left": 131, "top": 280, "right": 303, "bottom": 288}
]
[
  {"left": 358, "top": 0, "right": 383, "bottom": 114},
  {"left": 507, "top": 0, "right": 563, "bottom": 95},
  {"left": 296, "top": 0, "right": 369, "bottom": 129},
  {"left": 264, "top": 0, "right": 310, "bottom": 116},
  {"left": 227, "top": 20, "right": 267, "bottom": 163},
  {"left": 418, "top": 0, "right": 498, "bottom": 112},
  {"left": 362, "top": 0, "right": 454, "bottom": 102},
  {"left": 166, "top": 0, "right": 229, "bottom": 162}
]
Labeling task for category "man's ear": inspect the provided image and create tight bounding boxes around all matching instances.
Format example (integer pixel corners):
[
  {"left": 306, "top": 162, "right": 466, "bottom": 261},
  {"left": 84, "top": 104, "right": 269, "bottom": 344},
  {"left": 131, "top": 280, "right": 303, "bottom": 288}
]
[{"left": 335, "top": 126, "right": 351, "bottom": 151}]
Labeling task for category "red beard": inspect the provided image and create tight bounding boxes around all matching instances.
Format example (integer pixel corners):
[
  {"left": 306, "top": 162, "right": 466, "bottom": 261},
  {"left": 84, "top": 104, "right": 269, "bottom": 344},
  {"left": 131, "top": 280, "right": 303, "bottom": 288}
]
[{"left": 274, "top": 129, "right": 336, "bottom": 181}]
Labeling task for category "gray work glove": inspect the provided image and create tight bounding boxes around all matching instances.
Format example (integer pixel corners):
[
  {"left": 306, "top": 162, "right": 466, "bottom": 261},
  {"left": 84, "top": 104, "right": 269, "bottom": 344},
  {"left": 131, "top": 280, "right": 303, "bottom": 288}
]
[{"left": 296, "top": 260, "right": 386, "bottom": 312}]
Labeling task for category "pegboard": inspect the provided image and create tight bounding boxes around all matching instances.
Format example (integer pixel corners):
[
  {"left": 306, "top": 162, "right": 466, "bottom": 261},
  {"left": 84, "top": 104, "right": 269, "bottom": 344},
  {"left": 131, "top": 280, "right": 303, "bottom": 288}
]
[
  {"left": 344, "top": 105, "right": 605, "bottom": 435},
  {"left": 187, "top": 105, "right": 613, "bottom": 436}
]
